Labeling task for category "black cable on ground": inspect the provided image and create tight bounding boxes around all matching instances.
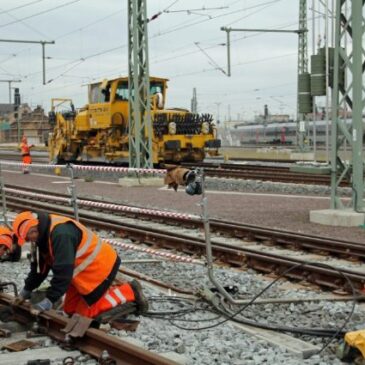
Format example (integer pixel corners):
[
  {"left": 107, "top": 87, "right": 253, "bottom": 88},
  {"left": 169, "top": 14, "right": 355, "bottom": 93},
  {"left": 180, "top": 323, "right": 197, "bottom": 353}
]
[
  {"left": 145, "top": 296, "right": 223, "bottom": 322},
  {"left": 162, "top": 260, "right": 356, "bottom": 355}
]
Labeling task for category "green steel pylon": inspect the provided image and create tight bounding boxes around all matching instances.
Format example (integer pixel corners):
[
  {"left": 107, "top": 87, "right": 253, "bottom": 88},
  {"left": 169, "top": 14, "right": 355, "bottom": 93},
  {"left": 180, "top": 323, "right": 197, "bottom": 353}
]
[
  {"left": 331, "top": 0, "right": 364, "bottom": 211},
  {"left": 296, "top": 0, "right": 308, "bottom": 151},
  {"left": 128, "top": 0, "right": 153, "bottom": 168}
]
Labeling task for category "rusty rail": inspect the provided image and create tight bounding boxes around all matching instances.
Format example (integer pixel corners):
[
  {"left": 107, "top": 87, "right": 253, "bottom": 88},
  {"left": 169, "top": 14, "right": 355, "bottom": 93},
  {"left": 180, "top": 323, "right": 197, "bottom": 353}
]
[{"left": 0, "top": 293, "right": 177, "bottom": 365}]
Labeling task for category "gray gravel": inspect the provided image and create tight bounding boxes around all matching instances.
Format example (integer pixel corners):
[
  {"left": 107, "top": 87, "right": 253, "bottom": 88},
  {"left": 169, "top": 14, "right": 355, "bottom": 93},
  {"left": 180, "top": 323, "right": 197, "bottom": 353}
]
[
  {"left": 2, "top": 232, "right": 359, "bottom": 364},
  {"left": 206, "top": 177, "right": 352, "bottom": 197}
]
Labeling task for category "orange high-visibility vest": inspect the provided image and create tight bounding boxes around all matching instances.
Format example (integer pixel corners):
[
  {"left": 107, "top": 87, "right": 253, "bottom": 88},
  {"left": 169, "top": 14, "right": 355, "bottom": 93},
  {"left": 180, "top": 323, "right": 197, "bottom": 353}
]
[
  {"left": 48, "top": 215, "right": 117, "bottom": 296},
  {"left": 20, "top": 143, "right": 30, "bottom": 156}
]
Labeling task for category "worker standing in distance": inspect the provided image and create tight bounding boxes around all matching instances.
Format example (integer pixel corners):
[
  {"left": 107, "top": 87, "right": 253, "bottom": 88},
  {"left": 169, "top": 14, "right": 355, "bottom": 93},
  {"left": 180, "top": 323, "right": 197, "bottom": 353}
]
[
  {"left": 20, "top": 136, "right": 34, "bottom": 174},
  {"left": 11, "top": 211, "right": 148, "bottom": 319},
  {"left": 0, "top": 226, "right": 21, "bottom": 262}
]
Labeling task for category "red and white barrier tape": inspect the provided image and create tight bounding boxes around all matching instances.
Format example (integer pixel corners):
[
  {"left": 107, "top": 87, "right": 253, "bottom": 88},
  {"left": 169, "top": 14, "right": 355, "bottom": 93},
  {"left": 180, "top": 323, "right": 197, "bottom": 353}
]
[
  {"left": 0, "top": 160, "right": 167, "bottom": 176},
  {"left": 72, "top": 164, "right": 167, "bottom": 175},
  {"left": 4, "top": 186, "right": 198, "bottom": 222},
  {"left": 78, "top": 198, "right": 198, "bottom": 220},
  {"left": 4, "top": 187, "right": 71, "bottom": 204},
  {"left": 104, "top": 238, "right": 204, "bottom": 265},
  {"left": 0, "top": 160, "right": 65, "bottom": 169}
]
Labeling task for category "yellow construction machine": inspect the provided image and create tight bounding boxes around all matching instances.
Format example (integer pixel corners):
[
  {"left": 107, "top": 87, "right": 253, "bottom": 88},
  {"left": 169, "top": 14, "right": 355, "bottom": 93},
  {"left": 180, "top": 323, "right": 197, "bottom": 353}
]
[{"left": 48, "top": 77, "right": 220, "bottom": 165}]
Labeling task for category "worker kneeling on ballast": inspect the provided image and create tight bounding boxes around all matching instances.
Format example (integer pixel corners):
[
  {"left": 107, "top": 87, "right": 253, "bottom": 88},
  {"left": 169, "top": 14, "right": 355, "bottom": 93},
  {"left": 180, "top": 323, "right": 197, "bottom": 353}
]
[
  {"left": 0, "top": 226, "right": 21, "bottom": 262},
  {"left": 11, "top": 211, "right": 148, "bottom": 320}
]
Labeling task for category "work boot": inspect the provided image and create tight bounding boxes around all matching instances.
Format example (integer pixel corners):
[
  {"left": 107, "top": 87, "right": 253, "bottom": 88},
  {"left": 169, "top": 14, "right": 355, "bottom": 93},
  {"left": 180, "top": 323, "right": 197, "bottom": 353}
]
[
  {"left": 130, "top": 280, "right": 148, "bottom": 315},
  {"left": 94, "top": 302, "right": 137, "bottom": 324}
]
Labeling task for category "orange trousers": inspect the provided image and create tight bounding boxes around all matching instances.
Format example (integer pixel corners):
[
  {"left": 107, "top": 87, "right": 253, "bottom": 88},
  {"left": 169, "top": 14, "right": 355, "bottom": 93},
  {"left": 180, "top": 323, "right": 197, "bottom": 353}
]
[
  {"left": 22, "top": 155, "right": 32, "bottom": 164},
  {"left": 63, "top": 283, "right": 135, "bottom": 318}
]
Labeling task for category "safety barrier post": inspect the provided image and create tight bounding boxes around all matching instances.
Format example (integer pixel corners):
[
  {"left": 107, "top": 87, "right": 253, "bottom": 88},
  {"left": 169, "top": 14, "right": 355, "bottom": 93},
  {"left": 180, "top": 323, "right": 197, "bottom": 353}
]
[
  {"left": 0, "top": 162, "right": 9, "bottom": 226},
  {"left": 67, "top": 164, "right": 79, "bottom": 221},
  {"left": 199, "top": 169, "right": 246, "bottom": 305}
]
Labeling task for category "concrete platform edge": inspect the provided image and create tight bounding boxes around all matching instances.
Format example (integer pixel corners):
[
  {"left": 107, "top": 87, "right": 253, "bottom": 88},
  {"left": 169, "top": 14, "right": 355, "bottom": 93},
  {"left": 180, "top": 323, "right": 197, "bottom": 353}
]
[{"left": 310, "top": 209, "right": 365, "bottom": 227}]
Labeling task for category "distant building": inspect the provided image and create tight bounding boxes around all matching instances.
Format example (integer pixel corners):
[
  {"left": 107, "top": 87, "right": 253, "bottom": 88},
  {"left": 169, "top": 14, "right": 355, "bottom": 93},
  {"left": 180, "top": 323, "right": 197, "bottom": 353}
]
[
  {"left": 0, "top": 104, "right": 14, "bottom": 117},
  {"left": 0, "top": 104, "right": 51, "bottom": 144}
]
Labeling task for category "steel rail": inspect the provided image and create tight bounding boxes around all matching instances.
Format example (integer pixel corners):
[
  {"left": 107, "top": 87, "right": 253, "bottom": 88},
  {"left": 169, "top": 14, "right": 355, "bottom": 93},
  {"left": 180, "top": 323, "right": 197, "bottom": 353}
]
[
  {"left": 5, "top": 197, "right": 365, "bottom": 292},
  {"left": 0, "top": 293, "right": 178, "bottom": 365},
  {"left": 5, "top": 184, "right": 365, "bottom": 260},
  {"left": 182, "top": 162, "right": 349, "bottom": 186}
]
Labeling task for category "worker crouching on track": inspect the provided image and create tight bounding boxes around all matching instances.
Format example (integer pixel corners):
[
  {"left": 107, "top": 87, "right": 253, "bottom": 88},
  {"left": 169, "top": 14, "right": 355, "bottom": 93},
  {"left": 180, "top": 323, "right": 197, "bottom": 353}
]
[
  {"left": 20, "top": 136, "right": 34, "bottom": 174},
  {"left": 0, "top": 226, "right": 21, "bottom": 262},
  {"left": 11, "top": 211, "right": 148, "bottom": 319},
  {"left": 164, "top": 164, "right": 202, "bottom": 195}
]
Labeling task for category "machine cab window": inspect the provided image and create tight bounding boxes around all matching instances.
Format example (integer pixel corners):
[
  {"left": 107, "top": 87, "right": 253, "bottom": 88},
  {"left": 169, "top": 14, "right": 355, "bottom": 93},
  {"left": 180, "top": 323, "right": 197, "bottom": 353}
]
[
  {"left": 115, "top": 82, "right": 129, "bottom": 101},
  {"left": 89, "top": 82, "right": 111, "bottom": 103},
  {"left": 114, "top": 81, "right": 164, "bottom": 102},
  {"left": 150, "top": 82, "right": 164, "bottom": 95}
]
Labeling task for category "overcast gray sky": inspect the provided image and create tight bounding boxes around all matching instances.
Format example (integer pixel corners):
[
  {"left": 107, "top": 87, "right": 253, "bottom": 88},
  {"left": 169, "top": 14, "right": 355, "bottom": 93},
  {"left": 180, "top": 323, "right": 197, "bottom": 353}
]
[{"left": 0, "top": 0, "right": 328, "bottom": 121}]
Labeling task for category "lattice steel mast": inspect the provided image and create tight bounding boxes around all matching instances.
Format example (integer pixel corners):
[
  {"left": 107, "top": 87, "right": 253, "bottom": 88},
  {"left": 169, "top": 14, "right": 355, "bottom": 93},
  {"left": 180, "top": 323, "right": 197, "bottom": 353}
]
[
  {"left": 128, "top": 0, "right": 153, "bottom": 168},
  {"left": 331, "top": 0, "right": 364, "bottom": 211},
  {"left": 297, "top": 0, "right": 308, "bottom": 151}
]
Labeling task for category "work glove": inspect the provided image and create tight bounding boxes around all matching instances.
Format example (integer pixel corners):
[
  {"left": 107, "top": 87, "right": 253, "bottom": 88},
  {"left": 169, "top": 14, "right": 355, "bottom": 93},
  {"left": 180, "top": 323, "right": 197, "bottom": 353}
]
[
  {"left": 30, "top": 297, "right": 53, "bottom": 316},
  {"left": 185, "top": 181, "right": 202, "bottom": 196},
  {"left": 12, "top": 288, "right": 31, "bottom": 306}
]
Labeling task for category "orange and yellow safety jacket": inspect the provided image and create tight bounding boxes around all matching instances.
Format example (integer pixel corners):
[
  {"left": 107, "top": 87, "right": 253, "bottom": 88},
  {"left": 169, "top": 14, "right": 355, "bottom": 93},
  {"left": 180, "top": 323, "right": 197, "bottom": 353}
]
[{"left": 48, "top": 214, "right": 118, "bottom": 296}]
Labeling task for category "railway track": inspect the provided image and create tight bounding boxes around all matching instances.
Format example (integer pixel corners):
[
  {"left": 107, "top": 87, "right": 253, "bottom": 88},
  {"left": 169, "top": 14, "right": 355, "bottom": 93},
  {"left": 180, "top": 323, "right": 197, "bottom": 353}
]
[
  {"left": 6, "top": 184, "right": 364, "bottom": 260},
  {"left": 3, "top": 185, "right": 365, "bottom": 293},
  {"left": 0, "top": 152, "right": 342, "bottom": 186},
  {"left": 182, "top": 162, "right": 348, "bottom": 186}
]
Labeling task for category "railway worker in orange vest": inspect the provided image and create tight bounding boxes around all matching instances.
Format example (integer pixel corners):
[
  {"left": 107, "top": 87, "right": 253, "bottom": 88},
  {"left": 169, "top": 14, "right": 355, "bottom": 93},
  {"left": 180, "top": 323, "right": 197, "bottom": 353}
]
[
  {"left": 0, "top": 226, "right": 21, "bottom": 262},
  {"left": 20, "top": 136, "right": 34, "bottom": 174},
  {"left": 11, "top": 211, "right": 148, "bottom": 319}
]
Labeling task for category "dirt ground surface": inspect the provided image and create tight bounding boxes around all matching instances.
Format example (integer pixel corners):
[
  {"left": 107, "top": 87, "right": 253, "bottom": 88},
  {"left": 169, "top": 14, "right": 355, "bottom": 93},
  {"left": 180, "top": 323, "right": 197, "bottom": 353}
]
[{"left": 4, "top": 169, "right": 365, "bottom": 244}]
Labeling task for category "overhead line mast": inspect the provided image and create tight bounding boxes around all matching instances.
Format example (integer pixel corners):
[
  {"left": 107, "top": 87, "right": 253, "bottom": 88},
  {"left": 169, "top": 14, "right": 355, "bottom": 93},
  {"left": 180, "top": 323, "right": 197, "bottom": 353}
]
[
  {"left": 128, "top": 0, "right": 153, "bottom": 169},
  {"left": 297, "top": 0, "right": 308, "bottom": 151},
  {"left": 331, "top": 0, "right": 364, "bottom": 213}
]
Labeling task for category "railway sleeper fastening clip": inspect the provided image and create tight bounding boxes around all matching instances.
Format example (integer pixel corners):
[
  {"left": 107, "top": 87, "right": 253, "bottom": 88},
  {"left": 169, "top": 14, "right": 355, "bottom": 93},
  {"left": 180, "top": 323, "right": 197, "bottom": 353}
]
[{"left": 61, "top": 313, "right": 93, "bottom": 342}]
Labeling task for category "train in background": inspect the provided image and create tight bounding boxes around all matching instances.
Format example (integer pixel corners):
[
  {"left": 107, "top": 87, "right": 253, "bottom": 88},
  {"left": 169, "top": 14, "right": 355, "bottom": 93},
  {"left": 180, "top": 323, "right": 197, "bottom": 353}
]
[{"left": 236, "top": 119, "right": 364, "bottom": 146}]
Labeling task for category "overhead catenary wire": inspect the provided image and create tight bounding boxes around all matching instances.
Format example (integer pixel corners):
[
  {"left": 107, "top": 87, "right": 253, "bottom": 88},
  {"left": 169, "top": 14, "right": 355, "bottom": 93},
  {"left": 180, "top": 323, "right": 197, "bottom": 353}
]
[
  {"left": 23, "top": 54, "right": 296, "bottom": 101},
  {"left": 226, "top": 0, "right": 283, "bottom": 26},
  {"left": 0, "top": 0, "right": 300, "bottom": 116},
  {"left": 0, "top": 0, "right": 82, "bottom": 29},
  {"left": 1, "top": 0, "right": 295, "bottom": 84},
  {"left": 0, "top": 6, "right": 48, "bottom": 39},
  {"left": 0, "top": 0, "right": 47, "bottom": 16},
  {"left": 164, "top": 6, "right": 229, "bottom": 15},
  {"left": 170, "top": 52, "right": 297, "bottom": 78},
  {"left": 194, "top": 42, "right": 226, "bottom": 75},
  {"left": 151, "top": 0, "right": 285, "bottom": 38},
  {"left": 0, "top": 6, "right": 127, "bottom": 66},
  {"left": 18, "top": 14, "right": 302, "bottom": 85}
]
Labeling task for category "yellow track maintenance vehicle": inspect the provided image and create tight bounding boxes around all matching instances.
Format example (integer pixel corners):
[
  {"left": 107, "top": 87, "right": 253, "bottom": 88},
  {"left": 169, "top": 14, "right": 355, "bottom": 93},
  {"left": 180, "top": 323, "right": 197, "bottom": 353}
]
[{"left": 48, "top": 77, "right": 220, "bottom": 165}]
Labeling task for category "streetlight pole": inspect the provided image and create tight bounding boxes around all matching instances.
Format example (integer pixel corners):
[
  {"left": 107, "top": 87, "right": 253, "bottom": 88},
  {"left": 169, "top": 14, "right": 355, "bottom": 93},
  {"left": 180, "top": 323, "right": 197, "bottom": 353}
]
[
  {"left": 0, "top": 39, "right": 55, "bottom": 85},
  {"left": 0, "top": 80, "right": 21, "bottom": 104}
]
